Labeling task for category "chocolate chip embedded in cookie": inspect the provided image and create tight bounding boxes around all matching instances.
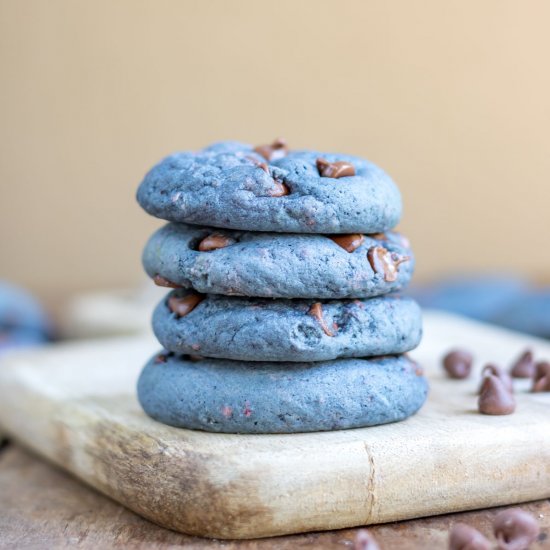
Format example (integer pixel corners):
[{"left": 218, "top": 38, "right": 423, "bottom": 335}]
[
  {"left": 367, "top": 246, "right": 410, "bottom": 282},
  {"left": 198, "top": 233, "right": 236, "bottom": 252},
  {"left": 167, "top": 292, "right": 204, "bottom": 318},
  {"left": 153, "top": 274, "right": 183, "bottom": 288},
  {"left": 329, "top": 234, "right": 365, "bottom": 253},
  {"left": 253, "top": 137, "right": 288, "bottom": 162},
  {"left": 308, "top": 302, "right": 335, "bottom": 337},
  {"left": 316, "top": 158, "right": 355, "bottom": 178}
]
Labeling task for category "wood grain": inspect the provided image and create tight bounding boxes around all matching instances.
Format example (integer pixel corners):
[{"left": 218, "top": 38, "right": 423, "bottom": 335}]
[
  {"left": 1, "top": 444, "right": 549, "bottom": 549},
  {"left": 0, "top": 312, "right": 549, "bottom": 539}
]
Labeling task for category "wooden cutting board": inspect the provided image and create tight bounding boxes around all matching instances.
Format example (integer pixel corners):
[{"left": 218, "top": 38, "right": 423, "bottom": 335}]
[{"left": 0, "top": 311, "right": 549, "bottom": 540}]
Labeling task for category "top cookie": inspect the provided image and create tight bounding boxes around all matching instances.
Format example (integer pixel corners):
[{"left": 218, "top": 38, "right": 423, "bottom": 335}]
[{"left": 136, "top": 140, "right": 402, "bottom": 234}]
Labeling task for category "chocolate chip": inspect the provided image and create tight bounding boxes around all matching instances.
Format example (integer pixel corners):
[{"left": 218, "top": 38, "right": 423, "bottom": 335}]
[
  {"left": 480, "top": 364, "right": 514, "bottom": 394},
  {"left": 443, "top": 349, "right": 473, "bottom": 379},
  {"left": 316, "top": 158, "right": 356, "bottom": 178},
  {"left": 454, "top": 525, "right": 493, "bottom": 550},
  {"left": 153, "top": 274, "right": 182, "bottom": 288},
  {"left": 268, "top": 178, "right": 290, "bottom": 197},
  {"left": 478, "top": 374, "right": 516, "bottom": 415},
  {"left": 253, "top": 138, "right": 288, "bottom": 161},
  {"left": 510, "top": 349, "right": 535, "bottom": 378},
  {"left": 330, "top": 234, "right": 365, "bottom": 253},
  {"left": 168, "top": 292, "right": 204, "bottom": 318},
  {"left": 187, "top": 354, "right": 203, "bottom": 362},
  {"left": 367, "top": 246, "right": 410, "bottom": 282},
  {"left": 532, "top": 361, "right": 550, "bottom": 392},
  {"left": 198, "top": 233, "right": 235, "bottom": 252},
  {"left": 308, "top": 302, "right": 335, "bottom": 337},
  {"left": 353, "top": 529, "right": 380, "bottom": 550},
  {"left": 370, "top": 232, "right": 387, "bottom": 240},
  {"left": 493, "top": 508, "right": 540, "bottom": 550},
  {"left": 449, "top": 523, "right": 491, "bottom": 550},
  {"left": 154, "top": 354, "right": 168, "bottom": 364}
]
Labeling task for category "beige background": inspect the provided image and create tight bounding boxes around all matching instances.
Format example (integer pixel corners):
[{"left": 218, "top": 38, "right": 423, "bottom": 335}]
[{"left": 1, "top": 0, "right": 550, "bottom": 299}]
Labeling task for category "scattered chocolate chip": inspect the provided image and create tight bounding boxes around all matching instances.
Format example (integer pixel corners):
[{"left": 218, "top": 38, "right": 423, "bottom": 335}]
[
  {"left": 354, "top": 529, "right": 380, "bottom": 550},
  {"left": 532, "top": 361, "right": 550, "bottom": 392},
  {"left": 154, "top": 354, "right": 168, "bottom": 364},
  {"left": 449, "top": 523, "right": 491, "bottom": 550},
  {"left": 198, "top": 233, "right": 236, "bottom": 252},
  {"left": 329, "top": 234, "right": 365, "bottom": 253},
  {"left": 367, "top": 246, "right": 410, "bottom": 282},
  {"left": 269, "top": 178, "right": 290, "bottom": 197},
  {"left": 443, "top": 349, "right": 474, "bottom": 379},
  {"left": 478, "top": 374, "right": 516, "bottom": 415},
  {"left": 253, "top": 138, "right": 288, "bottom": 161},
  {"left": 168, "top": 292, "right": 204, "bottom": 318},
  {"left": 316, "top": 158, "right": 356, "bottom": 178},
  {"left": 308, "top": 302, "right": 335, "bottom": 337},
  {"left": 510, "top": 349, "right": 535, "bottom": 379},
  {"left": 480, "top": 364, "right": 514, "bottom": 394},
  {"left": 153, "top": 274, "right": 182, "bottom": 288},
  {"left": 493, "top": 508, "right": 540, "bottom": 550}
]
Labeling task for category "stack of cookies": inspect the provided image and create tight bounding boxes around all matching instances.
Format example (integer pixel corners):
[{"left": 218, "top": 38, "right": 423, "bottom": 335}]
[{"left": 136, "top": 140, "right": 428, "bottom": 433}]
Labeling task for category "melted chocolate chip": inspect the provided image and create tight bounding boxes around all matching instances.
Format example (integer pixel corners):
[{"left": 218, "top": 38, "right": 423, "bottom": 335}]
[
  {"left": 198, "top": 233, "right": 235, "bottom": 252},
  {"left": 269, "top": 179, "right": 290, "bottom": 197},
  {"left": 308, "top": 302, "right": 335, "bottom": 337},
  {"left": 253, "top": 138, "right": 288, "bottom": 161},
  {"left": 168, "top": 292, "right": 204, "bottom": 318},
  {"left": 367, "top": 246, "right": 410, "bottom": 282},
  {"left": 449, "top": 523, "right": 491, "bottom": 550},
  {"left": 316, "top": 158, "right": 356, "bottom": 178},
  {"left": 443, "top": 349, "right": 474, "bottom": 379},
  {"left": 493, "top": 508, "right": 540, "bottom": 550},
  {"left": 480, "top": 364, "right": 514, "bottom": 393},
  {"left": 153, "top": 274, "right": 182, "bottom": 288},
  {"left": 353, "top": 529, "right": 380, "bottom": 550},
  {"left": 330, "top": 234, "right": 365, "bottom": 253},
  {"left": 532, "top": 361, "right": 550, "bottom": 392},
  {"left": 510, "top": 349, "right": 535, "bottom": 378},
  {"left": 370, "top": 232, "right": 387, "bottom": 240},
  {"left": 478, "top": 374, "right": 516, "bottom": 415}
]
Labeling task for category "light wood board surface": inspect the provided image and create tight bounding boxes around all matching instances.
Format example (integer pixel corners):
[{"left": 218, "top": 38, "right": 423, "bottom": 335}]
[{"left": 0, "top": 312, "right": 549, "bottom": 539}]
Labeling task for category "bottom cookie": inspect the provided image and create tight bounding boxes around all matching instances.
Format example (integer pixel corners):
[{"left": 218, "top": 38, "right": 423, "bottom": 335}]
[{"left": 137, "top": 353, "right": 428, "bottom": 434}]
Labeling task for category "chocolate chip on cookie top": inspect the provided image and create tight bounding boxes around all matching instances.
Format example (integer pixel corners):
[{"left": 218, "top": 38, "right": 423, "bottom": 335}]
[
  {"left": 367, "top": 246, "right": 410, "bottom": 282},
  {"left": 153, "top": 274, "right": 183, "bottom": 289},
  {"left": 168, "top": 292, "right": 204, "bottom": 318},
  {"left": 198, "top": 233, "right": 236, "bottom": 252},
  {"left": 308, "top": 302, "right": 335, "bottom": 337},
  {"left": 329, "top": 234, "right": 365, "bottom": 253},
  {"left": 316, "top": 158, "right": 356, "bottom": 178},
  {"left": 253, "top": 137, "right": 288, "bottom": 161}
]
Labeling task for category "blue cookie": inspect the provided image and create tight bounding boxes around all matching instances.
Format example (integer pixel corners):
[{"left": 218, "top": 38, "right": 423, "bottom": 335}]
[
  {"left": 0, "top": 281, "right": 51, "bottom": 354},
  {"left": 143, "top": 223, "right": 414, "bottom": 299},
  {"left": 152, "top": 291, "right": 422, "bottom": 362},
  {"left": 136, "top": 141, "right": 402, "bottom": 234},
  {"left": 137, "top": 353, "right": 428, "bottom": 433}
]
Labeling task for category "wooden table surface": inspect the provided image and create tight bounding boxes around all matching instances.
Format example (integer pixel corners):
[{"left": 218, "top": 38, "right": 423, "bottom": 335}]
[{"left": 0, "top": 441, "right": 548, "bottom": 549}]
